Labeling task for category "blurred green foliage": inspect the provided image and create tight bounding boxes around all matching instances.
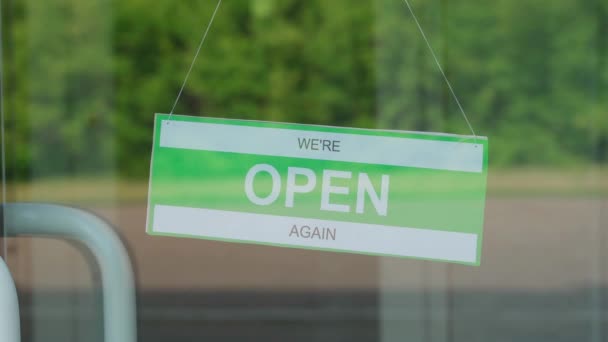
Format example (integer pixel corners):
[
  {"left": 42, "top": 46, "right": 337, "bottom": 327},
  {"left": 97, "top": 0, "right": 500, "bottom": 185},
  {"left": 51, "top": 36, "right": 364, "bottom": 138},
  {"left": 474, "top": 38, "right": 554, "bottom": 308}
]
[{"left": 2, "top": 0, "right": 607, "bottom": 178}]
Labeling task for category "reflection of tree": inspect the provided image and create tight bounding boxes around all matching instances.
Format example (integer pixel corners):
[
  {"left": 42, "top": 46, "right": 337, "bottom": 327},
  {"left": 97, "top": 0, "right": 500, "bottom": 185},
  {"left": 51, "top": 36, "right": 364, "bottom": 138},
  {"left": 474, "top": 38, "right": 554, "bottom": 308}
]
[
  {"left": 380, "top": 0, "right": 606, "bottom": 166},
  {"left": 4, "top": 0, "right": 113, "bottom": 177},
  {"left": 2, "top": 0, "right": 606, "bottom": 178}
]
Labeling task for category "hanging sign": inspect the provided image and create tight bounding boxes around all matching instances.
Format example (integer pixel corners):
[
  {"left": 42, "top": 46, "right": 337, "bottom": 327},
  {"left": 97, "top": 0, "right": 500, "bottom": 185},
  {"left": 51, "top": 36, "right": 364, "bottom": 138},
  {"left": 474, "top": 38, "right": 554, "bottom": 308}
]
[{"left": 146, "top": 114, "right": 488, "bottom": 265}]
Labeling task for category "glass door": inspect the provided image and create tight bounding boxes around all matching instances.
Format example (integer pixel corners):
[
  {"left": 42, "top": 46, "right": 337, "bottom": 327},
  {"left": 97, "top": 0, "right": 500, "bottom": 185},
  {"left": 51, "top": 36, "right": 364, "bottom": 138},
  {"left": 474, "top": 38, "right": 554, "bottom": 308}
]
[{"left": 1, "top": 1, "right": 606, "bottom": 342}]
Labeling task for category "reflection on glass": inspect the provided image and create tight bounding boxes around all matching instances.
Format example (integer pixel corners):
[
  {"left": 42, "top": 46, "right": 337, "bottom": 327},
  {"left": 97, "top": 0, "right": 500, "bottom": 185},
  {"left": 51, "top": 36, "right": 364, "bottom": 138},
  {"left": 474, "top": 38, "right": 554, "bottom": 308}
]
[{"left": 1, "top": 0, "right": 606, "bottom": 341}]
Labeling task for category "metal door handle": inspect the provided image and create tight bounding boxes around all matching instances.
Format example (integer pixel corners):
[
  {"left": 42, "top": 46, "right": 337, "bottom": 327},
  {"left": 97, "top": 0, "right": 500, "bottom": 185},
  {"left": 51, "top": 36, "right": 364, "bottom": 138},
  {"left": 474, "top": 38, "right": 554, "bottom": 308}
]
[
  {"left": 0, "top": 255, "right": 20, "bottom": 342},
  {"left": 4, "top": 203, "right": 137, "bottom": 342}
]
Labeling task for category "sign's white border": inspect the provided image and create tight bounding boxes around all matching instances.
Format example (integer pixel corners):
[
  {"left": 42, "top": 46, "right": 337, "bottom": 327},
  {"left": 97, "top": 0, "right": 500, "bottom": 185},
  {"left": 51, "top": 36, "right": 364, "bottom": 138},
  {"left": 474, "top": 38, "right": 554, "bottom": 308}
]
[
  {"left": 160, "top": 120, "right": 484, "bottom": 173},
  {"left": 152, "top": 204, "right": 478, "bottom": 263}
]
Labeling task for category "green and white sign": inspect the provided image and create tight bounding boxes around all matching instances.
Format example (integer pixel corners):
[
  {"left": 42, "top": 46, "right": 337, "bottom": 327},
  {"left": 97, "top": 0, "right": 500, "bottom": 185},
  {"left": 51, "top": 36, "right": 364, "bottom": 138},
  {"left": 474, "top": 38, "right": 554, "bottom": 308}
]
[{"left": 146, "top": 114, "right": 488, "bottom": 265}]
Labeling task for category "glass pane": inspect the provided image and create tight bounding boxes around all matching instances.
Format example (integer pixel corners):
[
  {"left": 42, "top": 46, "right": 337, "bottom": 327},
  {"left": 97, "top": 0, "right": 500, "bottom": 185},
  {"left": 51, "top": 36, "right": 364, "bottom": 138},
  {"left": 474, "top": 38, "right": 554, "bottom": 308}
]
[
  {"left": 1, "top": 0, "right": 606, "bottom": 341},
  {"left": 376, "top": 0, "right": 606, "bottom": 341}
]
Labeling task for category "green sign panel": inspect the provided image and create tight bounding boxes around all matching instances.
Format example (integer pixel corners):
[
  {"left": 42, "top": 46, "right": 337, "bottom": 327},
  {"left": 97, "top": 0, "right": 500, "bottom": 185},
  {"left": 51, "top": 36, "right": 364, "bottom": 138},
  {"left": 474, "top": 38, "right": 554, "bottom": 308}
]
[{"left": 147, "top": 114, "right": 488, "bottom": 265}]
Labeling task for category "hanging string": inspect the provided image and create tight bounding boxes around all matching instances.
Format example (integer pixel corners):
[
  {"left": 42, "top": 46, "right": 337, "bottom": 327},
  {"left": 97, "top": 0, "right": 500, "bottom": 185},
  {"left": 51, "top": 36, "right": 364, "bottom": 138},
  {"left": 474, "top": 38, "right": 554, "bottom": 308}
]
[
  {"left": 169, "top": 0, "right": 223, "bottom": 117},
  {"left": 400, "top": 0, "right": 478, "bottom": 141},
  {"left": 168, "top": 0, "right": 477, "bottom": 140}
]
